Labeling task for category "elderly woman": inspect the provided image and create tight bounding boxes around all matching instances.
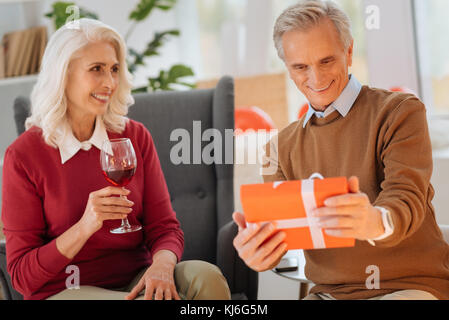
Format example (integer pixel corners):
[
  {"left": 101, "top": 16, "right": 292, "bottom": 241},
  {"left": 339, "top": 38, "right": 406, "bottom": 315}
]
[{"left": 1, "top": 18, "right": 230, "bottom": 300}]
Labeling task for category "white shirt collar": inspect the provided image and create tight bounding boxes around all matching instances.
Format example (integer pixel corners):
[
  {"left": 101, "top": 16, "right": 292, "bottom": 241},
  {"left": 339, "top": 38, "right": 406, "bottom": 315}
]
[
  {"left": 302, "top": 75, "right": 362, "bottom": 128},
  {"left": 57, "top": 116, "right": 109, "bottom": 164}
]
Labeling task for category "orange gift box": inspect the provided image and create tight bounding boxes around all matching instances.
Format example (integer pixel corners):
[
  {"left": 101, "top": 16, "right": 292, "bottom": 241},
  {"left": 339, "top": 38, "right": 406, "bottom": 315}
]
[{"left": 240, "top": 177, "right": 356, "bottom": 250}]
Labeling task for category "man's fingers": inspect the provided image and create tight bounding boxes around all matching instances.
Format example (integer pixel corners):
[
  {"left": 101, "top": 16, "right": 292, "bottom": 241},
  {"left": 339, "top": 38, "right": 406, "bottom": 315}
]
[
  {"left": 234, "top": 222, "right": 276, "bottom": 249},
  {"left": 261, "top": 242, "right": 288, "bottom": 270},
  {"left": 348, "top": 176, "right": 360, "bottom": 193},
  {"left": 324, "top": 228, "right": 354, "bottom": 238},
  {"left": 247, "top": 230, "right": 286, "bottom": 263},
  {"left": 234, "top": 222, "right": 260, "bottom": 248},
  {"left": 323, "top": 193, "right": 368, "bottom": 207},
  {"left": 317, "top": 216, "right": 355, "bottom": 229},
  {"left": 312, "top": 205, "right": 361, "bottom": 218},
  {"left": 232, "top": 212, "right": 247, "bottom": 231}
]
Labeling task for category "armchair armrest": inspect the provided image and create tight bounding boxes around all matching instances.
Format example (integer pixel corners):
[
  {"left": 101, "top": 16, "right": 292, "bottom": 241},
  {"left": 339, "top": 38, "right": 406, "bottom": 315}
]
[
  {"left": 0, "top": 240, "right": 23, "bottom": 300},
  {"left": 217, "top": 220, "right": 258, "bottom": 300}
]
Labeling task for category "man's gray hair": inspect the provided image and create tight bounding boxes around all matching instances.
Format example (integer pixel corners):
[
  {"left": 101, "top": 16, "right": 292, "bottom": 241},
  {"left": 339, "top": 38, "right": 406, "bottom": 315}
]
[{"left": 273, "top": 0, "right": 353, "bottom": 61}]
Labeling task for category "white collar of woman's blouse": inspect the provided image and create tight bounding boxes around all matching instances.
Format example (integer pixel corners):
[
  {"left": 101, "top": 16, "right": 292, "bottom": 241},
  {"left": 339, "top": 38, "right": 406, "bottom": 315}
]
[{"left": 56, "top": 116, "right": 109, "bottom": 164}]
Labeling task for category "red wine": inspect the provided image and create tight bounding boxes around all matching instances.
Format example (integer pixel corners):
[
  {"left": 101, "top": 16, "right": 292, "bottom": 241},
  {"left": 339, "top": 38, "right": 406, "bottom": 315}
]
[{"left": 103, "top": 167, "right": 136, "bottom": 186}]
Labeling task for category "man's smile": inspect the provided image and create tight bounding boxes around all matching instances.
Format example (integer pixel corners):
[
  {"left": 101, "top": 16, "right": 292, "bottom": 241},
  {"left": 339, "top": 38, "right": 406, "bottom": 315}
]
[{"left": 308, "top": 80, "right": 335, "bottom": 93}]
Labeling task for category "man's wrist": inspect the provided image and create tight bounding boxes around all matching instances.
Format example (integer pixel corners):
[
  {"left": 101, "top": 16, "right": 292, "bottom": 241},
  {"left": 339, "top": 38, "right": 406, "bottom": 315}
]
[{"left": 367, "top": 207, "right": 394, "bottom": 246}]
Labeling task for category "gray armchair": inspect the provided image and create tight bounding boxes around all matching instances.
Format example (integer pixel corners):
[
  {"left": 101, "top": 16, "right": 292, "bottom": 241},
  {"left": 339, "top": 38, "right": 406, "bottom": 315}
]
[{"left": 0, "top": 76, "right": 258, "bottom": 300}]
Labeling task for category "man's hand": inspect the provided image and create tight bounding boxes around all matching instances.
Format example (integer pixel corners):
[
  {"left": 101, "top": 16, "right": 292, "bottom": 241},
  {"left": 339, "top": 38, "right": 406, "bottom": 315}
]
[
  {"left": 312, "top": 176, "right": 385, "bottom": 241},
  {"left": 232, "top": 212, "right": 288, "bottom": 272}
]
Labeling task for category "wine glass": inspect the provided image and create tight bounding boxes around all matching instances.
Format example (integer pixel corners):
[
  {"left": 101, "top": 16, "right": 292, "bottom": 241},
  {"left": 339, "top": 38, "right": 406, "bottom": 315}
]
[{"left": 100, "top": 138, "right": 142, "bottom": 234}]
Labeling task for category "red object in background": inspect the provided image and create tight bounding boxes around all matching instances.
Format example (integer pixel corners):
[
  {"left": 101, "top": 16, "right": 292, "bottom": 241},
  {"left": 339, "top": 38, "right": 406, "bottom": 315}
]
[
  {"left": 298, "top": 103, "right": 309, "bottom": 119},
  {"left": 235, "top": 106, "right": 276, "bottom": 134},
  {"left": 390, "top": 86, "right": 416, "bottom": 95}
]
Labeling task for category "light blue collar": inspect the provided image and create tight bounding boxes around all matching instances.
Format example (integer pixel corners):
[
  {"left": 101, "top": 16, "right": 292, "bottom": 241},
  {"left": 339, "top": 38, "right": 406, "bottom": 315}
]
[{"left": 302, "top": 75, "right": 362, "bottom": 128}]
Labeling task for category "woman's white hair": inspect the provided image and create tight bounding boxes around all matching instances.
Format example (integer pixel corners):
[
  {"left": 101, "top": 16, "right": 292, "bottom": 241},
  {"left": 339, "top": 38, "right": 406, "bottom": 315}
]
[
  {"left": 26, "top": 18, "right": 134, "bottom": 148},
  {"left": 273, "top": 0, "right": 353, "bottom": 61}
]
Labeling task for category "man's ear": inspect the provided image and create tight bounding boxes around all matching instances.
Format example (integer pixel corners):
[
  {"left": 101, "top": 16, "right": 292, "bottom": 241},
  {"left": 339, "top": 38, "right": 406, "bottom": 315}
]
[{"left": 347, "top": 39, "right": 354, "bottom": 67}]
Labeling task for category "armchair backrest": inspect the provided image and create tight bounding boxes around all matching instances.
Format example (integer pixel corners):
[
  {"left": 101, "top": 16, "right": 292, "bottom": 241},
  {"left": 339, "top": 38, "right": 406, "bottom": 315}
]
[{"left": 127, "top": 77, "right": 235, "bottom": 263}]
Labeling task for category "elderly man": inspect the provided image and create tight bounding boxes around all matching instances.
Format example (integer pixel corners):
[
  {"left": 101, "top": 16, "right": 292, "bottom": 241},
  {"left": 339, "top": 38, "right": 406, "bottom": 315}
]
[{"left": 233, "top": 0, "right": 449, "bottom": 300}]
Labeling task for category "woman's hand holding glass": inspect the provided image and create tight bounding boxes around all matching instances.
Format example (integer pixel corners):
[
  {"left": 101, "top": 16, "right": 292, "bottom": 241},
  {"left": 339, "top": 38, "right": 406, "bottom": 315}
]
[{"left": 78, "top": 186, "right": 135, "bottom": 236}]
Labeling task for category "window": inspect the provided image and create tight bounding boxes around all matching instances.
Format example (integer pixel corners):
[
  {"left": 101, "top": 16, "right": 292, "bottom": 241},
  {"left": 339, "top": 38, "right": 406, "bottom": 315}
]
[
  {"left": 195, "top": 0, "right": 247, "bottom": 79},
  {"left": 415, "top": 0, "right": 449, "bottom": 116}
]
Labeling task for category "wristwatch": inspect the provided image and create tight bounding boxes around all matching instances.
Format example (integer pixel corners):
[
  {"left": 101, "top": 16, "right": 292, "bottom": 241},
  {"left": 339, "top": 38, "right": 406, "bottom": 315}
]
[{"left": 367, "top": 206, "right": 394, "bottom": 246}]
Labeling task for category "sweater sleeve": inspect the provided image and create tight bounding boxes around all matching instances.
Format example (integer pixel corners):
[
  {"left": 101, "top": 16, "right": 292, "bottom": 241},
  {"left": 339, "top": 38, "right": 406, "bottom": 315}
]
[
  {"left": 1, "top": 147, "right": 72, "bottom": 297},
  {"left": 137, "top": 124, "right": 184, "bottom": 262},
  {"left": 373, "top": 97, "right": 433, "bottom": 248}
]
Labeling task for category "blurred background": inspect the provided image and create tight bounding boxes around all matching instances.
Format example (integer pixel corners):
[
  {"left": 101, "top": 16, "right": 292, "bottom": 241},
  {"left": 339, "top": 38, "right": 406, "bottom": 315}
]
[{"left": 1, "top": 0, "right": 449, "bottom": 299}]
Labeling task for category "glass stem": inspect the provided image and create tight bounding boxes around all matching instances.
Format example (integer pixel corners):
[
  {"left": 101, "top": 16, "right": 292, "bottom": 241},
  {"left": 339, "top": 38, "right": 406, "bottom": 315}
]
[
  {"left": 121, "top": 218, "right": 132, "bottom": 229},
  {"left": 120, "top": 190, "right": 131, "bottom": 229}
]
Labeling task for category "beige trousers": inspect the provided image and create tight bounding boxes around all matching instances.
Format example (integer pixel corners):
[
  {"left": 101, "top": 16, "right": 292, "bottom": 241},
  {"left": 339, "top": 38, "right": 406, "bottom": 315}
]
[
  {"left": 303, "top": 290, "right": 438, "bottom": 300},
  {"left": 47, "top": 260, "right": 231, "bottom": 300}
]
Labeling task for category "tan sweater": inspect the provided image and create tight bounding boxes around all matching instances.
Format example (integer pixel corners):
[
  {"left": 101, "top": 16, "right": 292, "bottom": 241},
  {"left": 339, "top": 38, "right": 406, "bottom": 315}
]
[{"left": 262, "top": 86, "right": 449, "bottom": 300}]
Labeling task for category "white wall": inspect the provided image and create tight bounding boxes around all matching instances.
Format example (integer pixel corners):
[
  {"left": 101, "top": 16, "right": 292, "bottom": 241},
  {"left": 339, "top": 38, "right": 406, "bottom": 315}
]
[{"left": 363, "top": 0, "right": 420, "bottom": 95}]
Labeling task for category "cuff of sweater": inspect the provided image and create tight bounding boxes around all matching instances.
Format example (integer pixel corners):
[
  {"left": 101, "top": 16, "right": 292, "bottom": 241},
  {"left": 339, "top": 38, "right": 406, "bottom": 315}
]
[
  {"left": 36, "top": 239, "right": 72, "bottom": 278},
  {"left": 150, "top": 241, "right": 183, "bottom": 263},
  {"left": 367, "top": 206, "right": 396, "bottom": 247}
]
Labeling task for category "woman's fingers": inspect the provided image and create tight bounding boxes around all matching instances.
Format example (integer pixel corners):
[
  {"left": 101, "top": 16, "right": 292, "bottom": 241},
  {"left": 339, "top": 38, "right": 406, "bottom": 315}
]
[
  {"left": 98, "top": 205, "right": 133, "bottom": 214},
  {"left": 97, "top": 196, "right": 134, "bottom": 207},
  {"left": 101, "top": 212, "right": 129, "bottom": 221},
  {"left": 144, "top": 281, "right": 155, "bottom": 300},
  {"left": 94, "top": 186, "right": 130, "bottom": 198},
  {"left": 172, "top": 285, "right": 181, "bottom": 300},
  {"left": 126, "top": 275, "right": 179, "bottom": 300},
  {"left": 164, "top": 288, "right": 172, "bottom": 300},
  {"left": 154, "top": 286, "right": 164, "bottom": 300},
  {"left": 125, "top": 279, "right": 144, "bottom": 300}
]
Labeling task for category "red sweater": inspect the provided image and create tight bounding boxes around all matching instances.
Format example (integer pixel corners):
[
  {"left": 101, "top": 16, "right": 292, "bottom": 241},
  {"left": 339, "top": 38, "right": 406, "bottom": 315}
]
[{"left": 1, "top": 119, "right": 184, "bottom": 300}]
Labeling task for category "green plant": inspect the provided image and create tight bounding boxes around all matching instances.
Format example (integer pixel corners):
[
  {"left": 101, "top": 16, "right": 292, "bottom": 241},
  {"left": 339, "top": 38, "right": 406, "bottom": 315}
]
[{"left": 45, "top": 0, "right": 195, "bottom": 92}]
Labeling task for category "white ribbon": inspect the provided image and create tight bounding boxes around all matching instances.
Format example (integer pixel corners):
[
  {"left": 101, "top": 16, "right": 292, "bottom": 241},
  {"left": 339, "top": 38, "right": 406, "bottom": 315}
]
[
  {"left": 301, "top": 179, "right": 326, "bottom": 248},
  {"left": 247, "top": 176, "right": 326, "bottom": 249}
]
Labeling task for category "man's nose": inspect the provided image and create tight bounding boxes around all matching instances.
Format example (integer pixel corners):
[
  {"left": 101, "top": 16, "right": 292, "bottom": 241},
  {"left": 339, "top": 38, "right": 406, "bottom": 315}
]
[{"left": 308, "top": 67, "right": 325, "bottom": 87}]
